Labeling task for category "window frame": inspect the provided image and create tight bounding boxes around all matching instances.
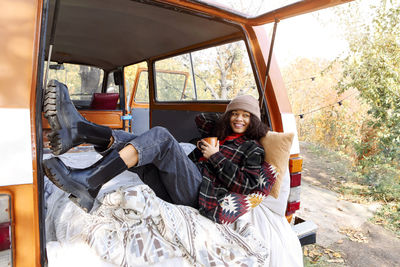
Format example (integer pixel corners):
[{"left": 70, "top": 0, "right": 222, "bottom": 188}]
[{"left": 152, "top": 38, "right": 261, "bottom": 104}]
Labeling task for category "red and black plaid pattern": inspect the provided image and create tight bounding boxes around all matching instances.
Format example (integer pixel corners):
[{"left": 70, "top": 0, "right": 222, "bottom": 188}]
[{"left": 189, "top": 113, "right": 277, "bottom": 224}]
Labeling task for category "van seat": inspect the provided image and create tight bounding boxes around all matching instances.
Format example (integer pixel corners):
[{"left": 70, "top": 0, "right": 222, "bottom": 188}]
[{"left": 90, "top": 93, "right": 119, "bottom": 110}]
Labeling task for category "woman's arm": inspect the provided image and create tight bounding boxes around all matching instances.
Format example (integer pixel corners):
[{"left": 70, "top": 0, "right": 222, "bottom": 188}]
[
  {"left": 208, "top": 142, "right": 265, "bottom": 195},
  {"left": 195, "top": 113, "right": 221, "bottom": 137}
]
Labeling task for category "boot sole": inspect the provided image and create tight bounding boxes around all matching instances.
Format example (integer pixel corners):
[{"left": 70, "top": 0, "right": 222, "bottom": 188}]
[
  {"left": 43, "top": 81, "right": 64, "bottom": 155},
  {"left": 43, "top": 158, "right": 97, "bottom": 212},
  {"left": 44, "top": 81, "right": 83, "bottom": 155}
]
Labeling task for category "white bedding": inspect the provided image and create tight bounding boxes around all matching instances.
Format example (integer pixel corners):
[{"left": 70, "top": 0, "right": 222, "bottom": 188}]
[{"left": 44, "top": 147, "right": 303, "bottom": 267}]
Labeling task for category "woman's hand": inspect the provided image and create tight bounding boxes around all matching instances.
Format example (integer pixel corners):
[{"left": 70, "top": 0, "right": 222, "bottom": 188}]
[{"left": 200, "top": 140, "right": 220, "bottom": 159}]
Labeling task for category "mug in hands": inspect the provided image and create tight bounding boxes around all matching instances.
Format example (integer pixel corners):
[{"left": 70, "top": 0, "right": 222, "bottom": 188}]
[{"left": 197, "top": 137, "right": 218, "bottom": 150}]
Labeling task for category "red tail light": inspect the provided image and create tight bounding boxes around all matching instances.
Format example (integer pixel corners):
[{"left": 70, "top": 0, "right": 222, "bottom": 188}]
[
  {"left": 290, "top": 173, "right": 301, "bottom": 187},
  {"left": 0, "top": 194, "right": 12, "bottom": 266},
  {"left": 286, "top": 201, "right": 300, "bottom": 216},
  {"left": 286, "top": 157, "right": 302, "bottom": 220},
  {"left": 0, "top": 222, "right": 11, "bottom": 251}
]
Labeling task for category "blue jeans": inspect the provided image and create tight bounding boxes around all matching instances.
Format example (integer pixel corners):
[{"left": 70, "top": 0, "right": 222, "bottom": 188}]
[{"left": 98, "top": 127, "right": 202, "bottom": 208}]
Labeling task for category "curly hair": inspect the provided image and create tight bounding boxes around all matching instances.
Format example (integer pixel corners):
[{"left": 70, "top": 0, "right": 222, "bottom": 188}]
[{"left": 214, "top": 111, "right": 268, "bottom": 140}]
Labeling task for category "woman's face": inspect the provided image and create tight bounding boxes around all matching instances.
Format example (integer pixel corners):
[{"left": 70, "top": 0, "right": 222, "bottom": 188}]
[{"left": 230, "top": 110, "right": 251, "bottom": 134}]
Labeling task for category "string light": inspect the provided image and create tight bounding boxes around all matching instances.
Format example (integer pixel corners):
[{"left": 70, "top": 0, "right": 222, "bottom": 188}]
[
  {"left": 284, "top": 54, "right": 346, "bottom": 86},
  {"left": 296, "top": 91, "right": 359, "bottom": 119},
  {"left": 285, "top": 71, "right": 343, "bottom": 85}
]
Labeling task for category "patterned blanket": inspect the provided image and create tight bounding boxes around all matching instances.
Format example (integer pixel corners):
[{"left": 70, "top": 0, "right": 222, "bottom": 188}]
[
  {"left": 44, "top": 148, "right": 303, "bottom": 267},
  {"left": 46, "top": 179, "right": 268, "bottom": 266}
]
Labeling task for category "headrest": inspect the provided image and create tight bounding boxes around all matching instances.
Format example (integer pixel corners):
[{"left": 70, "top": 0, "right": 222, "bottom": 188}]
[{"left": 90, "top": 93, "right": 119, "bottom": 110}]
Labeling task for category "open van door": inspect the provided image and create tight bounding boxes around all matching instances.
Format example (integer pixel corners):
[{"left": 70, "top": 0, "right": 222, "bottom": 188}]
[
  {"left": 248, "top": 0, "right": 354, "bottom": 25},
  {"left": 192, "top": 0, "right": 354, "bottom": 24},
  {"left": 128, "top": 68, "right": 190, "bottom": 136}
]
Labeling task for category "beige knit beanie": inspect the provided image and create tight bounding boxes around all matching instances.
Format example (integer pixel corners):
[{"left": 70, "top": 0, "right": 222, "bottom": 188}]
[{"left": 225, "top": 95, "right": 261, "bottom": 119}]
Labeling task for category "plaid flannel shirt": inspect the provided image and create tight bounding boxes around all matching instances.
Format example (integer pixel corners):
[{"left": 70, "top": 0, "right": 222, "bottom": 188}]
[{"left": 189, "top": 113, "right": 277, "bottom": 224}]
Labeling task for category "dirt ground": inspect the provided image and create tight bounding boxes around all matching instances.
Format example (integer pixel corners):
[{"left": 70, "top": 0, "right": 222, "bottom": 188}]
[{"left": 298, "top": 142, "right": 400, "bottom": 267}]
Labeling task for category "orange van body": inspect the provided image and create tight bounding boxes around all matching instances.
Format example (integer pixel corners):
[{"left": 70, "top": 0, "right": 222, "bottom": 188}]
[{"left": 0, "top": 0, "right": 353, "bottom": 265}]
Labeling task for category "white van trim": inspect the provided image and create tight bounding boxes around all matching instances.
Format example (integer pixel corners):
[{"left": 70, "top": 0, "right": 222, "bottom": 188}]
[{"left": 0, "top": 108, "right": 33, "bottom": 186}]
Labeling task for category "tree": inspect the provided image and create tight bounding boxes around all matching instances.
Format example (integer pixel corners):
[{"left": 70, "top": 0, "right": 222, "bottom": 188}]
[
  {"left": 192, "top": 42, "right": 256, "bottom": 100},
  {"left": 337, "top": 1, "right": 400, "bottom": 166},
  {"left": 282, "top": 57, "right": 367, "bottom": 153},
  {"left": 152, "top": 41, "right": 258, "bottom": 101}
]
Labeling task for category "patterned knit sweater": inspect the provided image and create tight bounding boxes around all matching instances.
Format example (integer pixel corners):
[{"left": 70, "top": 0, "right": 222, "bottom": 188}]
[{"left": 188, "top": 113, "right": 277, "bottom": 224}]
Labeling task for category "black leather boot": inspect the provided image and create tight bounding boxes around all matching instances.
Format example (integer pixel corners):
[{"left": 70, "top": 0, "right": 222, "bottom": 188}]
[
  {"left": 44, "top": 79, "right": 113, "bottom": 155},
  {"left": 43, "top": 149, "right": 127, "bottom": 212}
]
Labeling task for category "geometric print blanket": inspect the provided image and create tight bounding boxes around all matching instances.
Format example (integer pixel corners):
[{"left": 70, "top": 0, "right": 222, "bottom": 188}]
[
  {"left": 45, "top": 181, "right": 269, "bottom": 266},
  {"left": 217, "top": 163, "right": 278, "bottom": 224}
]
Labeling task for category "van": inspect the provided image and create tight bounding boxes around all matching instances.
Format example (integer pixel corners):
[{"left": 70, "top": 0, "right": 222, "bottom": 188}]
[{"left": 0, "top": 0, "right": 353, "bottom": 265}]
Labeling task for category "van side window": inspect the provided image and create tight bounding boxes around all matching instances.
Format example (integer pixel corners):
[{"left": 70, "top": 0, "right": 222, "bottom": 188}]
[
  {"left": 155, "top": 40, "right": 258, "bottom": 101},
  {"left": 134, "top": 70, "right": 149, "bottom": 103}
]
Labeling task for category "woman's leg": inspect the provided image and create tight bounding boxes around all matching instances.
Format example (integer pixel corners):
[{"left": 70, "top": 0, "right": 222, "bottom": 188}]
[
  {"left": 131, "top": 164, "right": 173, "bottom": 203},
  {"left": 44, "top": 126, "right": 202, "bottom": 210},
  {"left": 120, "top": 126, "right": 202, "bottom": 208},
  {"left": 43, "top": 80, "right": 201, "bottom": 209}
]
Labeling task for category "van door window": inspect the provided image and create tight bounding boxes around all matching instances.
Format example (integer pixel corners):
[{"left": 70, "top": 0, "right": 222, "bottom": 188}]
[
  {"left": 155, "top": 40, "right": 258, "bottom": 101},
  {"left": 47, "top": 63, "right": 104, "bottom": 108},
  {"left": 134, "top": 70, "right": 149, "bottom": 103},
  {"left": 106, "top": 72, "right": 119, "bottom": 94}
]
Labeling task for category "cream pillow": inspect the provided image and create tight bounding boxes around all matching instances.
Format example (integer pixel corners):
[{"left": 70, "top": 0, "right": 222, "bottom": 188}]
[{"left": 259, "top": 131, "right": 294, "bottom": 199}]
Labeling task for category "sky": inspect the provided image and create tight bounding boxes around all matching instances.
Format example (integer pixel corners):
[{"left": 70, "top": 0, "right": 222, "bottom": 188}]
[
  {"left": 266, "top": 0, "right": 382, "bottom": 68},
  {"left": 266, "top": 9, "right": 349, "bottom": 68}
]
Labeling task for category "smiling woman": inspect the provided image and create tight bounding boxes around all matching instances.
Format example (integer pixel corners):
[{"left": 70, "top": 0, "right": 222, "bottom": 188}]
[{"left": 230, "top": 110, "right": 251, "bottom": 134}]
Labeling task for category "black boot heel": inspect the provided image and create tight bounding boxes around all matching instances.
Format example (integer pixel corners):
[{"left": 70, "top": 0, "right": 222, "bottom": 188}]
[{"left": 68, "top": 188, "right": 100, "bottom": 213}]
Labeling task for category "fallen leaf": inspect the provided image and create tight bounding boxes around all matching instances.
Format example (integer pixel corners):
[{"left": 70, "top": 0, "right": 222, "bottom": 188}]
[
  {"left": 303, "top": 248, "right": 308, "bottom": 256},
  {"left": 333, "top": 252, "right": 342, "bottom": 258},
  {"left": 338, "top": 227, "right": 369, "bottom": 243},
  {"left": 337, "top": 239, "right": 344, "bottom": 244}
]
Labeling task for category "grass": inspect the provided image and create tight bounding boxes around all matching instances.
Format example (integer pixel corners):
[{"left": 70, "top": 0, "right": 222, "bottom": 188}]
[
  {"left": 371, "top": 203, "right": 400, "bottom": 238},
  {"left": 304, "top": 142, "right": 360, "bottom": 190}
]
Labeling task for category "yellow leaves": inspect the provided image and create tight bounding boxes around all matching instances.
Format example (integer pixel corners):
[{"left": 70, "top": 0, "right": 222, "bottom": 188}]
[
  {"left": 373, "top": 217, "right": 387, "bottom": 225},
  {"left": 339, "top": 227, "right": 369, "bottom": 243},
  {"left": 303, "top": 245, "right": 345, "bottom": 264},
  {"left": 333, "top": 252, "right": 342, "bottom": 258},
  {"left": 303, "top": 246, "right": 322, "bottom": 263}
]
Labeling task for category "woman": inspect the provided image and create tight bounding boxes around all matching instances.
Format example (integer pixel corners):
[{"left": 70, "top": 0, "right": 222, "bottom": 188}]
[{"left": 43, "top": 80, "right": 277, "bottom": 224}]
